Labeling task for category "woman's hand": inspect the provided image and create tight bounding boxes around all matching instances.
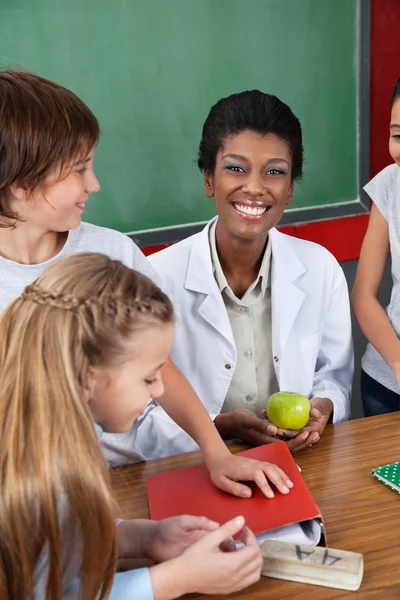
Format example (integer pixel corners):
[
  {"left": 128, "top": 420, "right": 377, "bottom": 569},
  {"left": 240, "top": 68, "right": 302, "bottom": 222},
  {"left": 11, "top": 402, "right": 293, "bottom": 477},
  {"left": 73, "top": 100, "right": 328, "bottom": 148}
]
[
  {"left": 214, "top": 408, "right": 282, "bottom": 445},
  {"left": 263, "top": 397, "right": 333, "bottom": 452}
]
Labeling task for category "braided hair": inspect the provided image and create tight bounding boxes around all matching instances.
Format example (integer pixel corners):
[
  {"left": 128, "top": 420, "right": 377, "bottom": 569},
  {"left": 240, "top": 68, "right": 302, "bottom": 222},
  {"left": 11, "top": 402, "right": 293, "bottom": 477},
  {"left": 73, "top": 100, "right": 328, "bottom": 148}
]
[{"left": 0, "top": 252, "right": 173, "bottom": 599}]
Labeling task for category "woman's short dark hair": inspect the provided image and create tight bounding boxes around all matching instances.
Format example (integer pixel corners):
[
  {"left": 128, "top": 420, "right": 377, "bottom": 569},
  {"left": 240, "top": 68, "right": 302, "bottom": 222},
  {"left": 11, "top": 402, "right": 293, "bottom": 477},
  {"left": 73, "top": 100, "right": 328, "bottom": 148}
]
[
  {"left": 197, "top": 90, "right": 303, "bottom": 181},
  {"left": 391, "top": 78, "right": 400, "bottom": 108}
]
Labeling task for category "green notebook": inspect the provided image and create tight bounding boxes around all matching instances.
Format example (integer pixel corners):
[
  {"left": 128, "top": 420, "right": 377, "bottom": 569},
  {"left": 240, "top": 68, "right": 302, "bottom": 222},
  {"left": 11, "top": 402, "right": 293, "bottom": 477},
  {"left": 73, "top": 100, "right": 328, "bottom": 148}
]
[{"left": 372, "top": 462, "right": 400, "bottom": 494}]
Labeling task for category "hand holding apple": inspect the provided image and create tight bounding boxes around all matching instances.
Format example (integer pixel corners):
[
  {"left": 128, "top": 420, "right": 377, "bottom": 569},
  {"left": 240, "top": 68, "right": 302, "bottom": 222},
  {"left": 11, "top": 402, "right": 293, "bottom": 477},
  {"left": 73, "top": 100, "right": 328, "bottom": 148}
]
[{"left": 263, "top": 395, "right": 333, "bottom": 452}]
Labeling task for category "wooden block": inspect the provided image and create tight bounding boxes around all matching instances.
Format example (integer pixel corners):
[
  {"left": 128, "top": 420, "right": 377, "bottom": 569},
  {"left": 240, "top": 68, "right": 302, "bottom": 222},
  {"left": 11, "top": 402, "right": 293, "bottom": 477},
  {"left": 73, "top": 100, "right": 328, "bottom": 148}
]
[{"left": 261, "top": 541, "right": 363, "bottom": 591}]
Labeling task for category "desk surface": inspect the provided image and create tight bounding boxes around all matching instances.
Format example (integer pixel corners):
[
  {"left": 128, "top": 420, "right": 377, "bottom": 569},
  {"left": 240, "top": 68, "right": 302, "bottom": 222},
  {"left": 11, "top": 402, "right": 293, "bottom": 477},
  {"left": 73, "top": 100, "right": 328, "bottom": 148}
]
[{"left": 110, "top": 413, "right": 400, "bottom": 599}]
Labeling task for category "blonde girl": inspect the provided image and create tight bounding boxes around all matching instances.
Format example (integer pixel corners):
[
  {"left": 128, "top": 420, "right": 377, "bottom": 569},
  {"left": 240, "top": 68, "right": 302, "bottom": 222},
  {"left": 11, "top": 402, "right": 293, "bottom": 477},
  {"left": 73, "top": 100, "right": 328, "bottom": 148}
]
[{"left": 0, "top": 252, "right": 263, "bottom": 599}]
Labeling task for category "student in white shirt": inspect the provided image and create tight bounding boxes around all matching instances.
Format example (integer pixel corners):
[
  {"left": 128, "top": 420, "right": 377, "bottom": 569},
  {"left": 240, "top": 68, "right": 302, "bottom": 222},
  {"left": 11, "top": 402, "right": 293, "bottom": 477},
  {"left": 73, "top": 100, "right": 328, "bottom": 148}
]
[
  {"left": 352, "top": 78, "right": 400, "bottom": 416},
  {"left": 0, "top": 252, "right": 266, "bottom": 599},
  {"left": 0, "top": 70, "right": 294, "bottom": 499},
  {"left": 137, "top": 90, "right": 353, "bottom": 459}
]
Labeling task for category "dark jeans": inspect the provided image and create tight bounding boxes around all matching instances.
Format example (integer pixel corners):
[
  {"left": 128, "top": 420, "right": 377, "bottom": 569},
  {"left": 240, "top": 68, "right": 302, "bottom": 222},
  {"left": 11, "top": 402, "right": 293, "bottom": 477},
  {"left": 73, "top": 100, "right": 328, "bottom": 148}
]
[{"left": 361, "top": 369, "right": 400, "bottom": 417}]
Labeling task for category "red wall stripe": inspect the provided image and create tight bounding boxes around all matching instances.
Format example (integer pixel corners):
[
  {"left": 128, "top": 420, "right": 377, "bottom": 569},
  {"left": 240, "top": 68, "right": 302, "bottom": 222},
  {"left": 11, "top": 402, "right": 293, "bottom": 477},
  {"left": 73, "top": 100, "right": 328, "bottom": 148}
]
[
  {"left": 142, "top": 214, "right": 369, "bottom": 262},
  {"left": 370, "top": 0, "right": 400, "bottom": 177},
  {"left": 281, "top": 215, "right": 369, "bottom": 262}
]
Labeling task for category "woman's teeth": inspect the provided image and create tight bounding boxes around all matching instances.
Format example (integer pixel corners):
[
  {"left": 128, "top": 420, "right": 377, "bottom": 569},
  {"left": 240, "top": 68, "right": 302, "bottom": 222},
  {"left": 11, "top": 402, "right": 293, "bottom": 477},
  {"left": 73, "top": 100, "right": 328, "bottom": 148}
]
[{"left": 234, "top": 203, "right": 268, "bottom": 216}]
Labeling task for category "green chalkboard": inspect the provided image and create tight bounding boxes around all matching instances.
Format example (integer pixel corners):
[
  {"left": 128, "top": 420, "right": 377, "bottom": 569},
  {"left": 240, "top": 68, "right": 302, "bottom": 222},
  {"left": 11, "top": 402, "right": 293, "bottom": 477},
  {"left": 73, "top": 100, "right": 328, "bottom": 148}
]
[{"left": 0, "top": 0, "right": 358, "bottom": 234}]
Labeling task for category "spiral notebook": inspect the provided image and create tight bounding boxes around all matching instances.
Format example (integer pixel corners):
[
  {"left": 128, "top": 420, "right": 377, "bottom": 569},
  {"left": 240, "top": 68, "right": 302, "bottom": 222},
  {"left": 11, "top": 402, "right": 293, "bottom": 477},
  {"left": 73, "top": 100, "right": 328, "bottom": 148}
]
[
  {"left": 146, "top": 442, "right": 326, "bottom": 546},
  {"left": 372, "top": 461, "right": 400, "bottom": 494}
]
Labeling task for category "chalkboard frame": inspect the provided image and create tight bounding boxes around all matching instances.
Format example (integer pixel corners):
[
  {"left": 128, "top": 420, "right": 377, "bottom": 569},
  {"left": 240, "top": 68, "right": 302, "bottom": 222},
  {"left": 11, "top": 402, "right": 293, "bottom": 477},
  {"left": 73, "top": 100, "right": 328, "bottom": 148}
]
[{"left": 130, "top": 0, "right": 370, "bottom": 247}]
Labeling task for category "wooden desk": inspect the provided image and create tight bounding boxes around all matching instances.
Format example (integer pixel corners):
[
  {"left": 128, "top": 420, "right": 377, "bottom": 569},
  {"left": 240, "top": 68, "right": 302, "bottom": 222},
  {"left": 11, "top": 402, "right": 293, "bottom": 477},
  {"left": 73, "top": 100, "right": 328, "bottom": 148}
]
[{"left": 111, "top": 413, "right": 400, "bottom": 599}]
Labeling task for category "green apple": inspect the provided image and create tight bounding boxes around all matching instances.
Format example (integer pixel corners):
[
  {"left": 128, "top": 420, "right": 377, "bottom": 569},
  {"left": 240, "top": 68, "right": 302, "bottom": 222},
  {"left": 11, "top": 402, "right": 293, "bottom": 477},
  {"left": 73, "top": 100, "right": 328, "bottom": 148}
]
[{"left": 266, "top": 391, "right": 311, "bottom": 430}]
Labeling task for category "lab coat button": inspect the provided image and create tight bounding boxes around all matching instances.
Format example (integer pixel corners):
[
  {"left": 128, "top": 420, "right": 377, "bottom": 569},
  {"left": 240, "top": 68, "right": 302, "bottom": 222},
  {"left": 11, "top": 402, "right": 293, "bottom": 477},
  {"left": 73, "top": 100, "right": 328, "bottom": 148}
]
[{"left": 225, "top": 363, "right": 232, "bottom": 370}]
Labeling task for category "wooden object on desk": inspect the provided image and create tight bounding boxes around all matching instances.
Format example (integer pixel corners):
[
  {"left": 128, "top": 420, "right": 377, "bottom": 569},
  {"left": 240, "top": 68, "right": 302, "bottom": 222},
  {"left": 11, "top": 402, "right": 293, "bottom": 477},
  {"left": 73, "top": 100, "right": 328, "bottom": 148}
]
[
  {"left": 110, "top": 413, "right": 400, "bottom": 599},
  {"left": 261, "top": 541, "right": 363, "bottom": 591}
]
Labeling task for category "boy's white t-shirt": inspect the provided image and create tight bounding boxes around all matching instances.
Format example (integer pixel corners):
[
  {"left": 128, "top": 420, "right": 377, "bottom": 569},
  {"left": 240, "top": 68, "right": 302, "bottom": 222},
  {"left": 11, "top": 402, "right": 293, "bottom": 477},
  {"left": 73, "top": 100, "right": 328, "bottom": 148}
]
[
  {"left": 0, "top": 222, "right": 157, "bottom": 312},
  {"left": 362, "top": 163, "right": 400, "bottom": 393},
  {"left": 0, "top": 222, "right": 159, "bottom": 466}
]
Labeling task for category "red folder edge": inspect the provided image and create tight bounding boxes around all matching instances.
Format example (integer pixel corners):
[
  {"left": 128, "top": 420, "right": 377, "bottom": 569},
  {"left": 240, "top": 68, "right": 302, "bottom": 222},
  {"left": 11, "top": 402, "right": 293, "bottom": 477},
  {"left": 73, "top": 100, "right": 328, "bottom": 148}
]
[{"left": 146, "top": 442, "right": 326, "bottom": 545}]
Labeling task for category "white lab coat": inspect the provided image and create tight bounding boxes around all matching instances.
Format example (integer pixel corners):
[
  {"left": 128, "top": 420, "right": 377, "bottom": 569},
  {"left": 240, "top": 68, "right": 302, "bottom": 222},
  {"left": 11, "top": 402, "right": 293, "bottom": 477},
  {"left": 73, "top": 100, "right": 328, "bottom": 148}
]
[{"left": 136, "top": 218, "right": 353, "bottom": 459}]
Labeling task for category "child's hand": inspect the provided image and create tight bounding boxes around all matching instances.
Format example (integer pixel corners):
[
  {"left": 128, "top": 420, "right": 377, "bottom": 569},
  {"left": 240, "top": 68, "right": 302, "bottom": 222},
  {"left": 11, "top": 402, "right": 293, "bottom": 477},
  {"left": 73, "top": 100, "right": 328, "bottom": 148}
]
[
  {"left": 150, "top": 516, "right": 263, "bottom": 599},
  {"left": 147, "top": 515, "right": 226, "bottom": 562},
  {"left": 178, "top": 516, "right": 262, "bottom": 595},
  {"left": 206, "top": 452, "right": 294, "bottom": 499},
  {"left": 264, "top": 397, "right": 333, "bottom": 452}
]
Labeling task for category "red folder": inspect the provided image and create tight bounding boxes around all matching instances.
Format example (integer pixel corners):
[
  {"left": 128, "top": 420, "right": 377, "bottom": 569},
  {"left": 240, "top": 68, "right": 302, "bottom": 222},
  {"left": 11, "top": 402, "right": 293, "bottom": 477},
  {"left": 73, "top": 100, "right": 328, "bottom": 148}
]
[{"left": 147, "top": 442, "right": 325, "bottom": 541}]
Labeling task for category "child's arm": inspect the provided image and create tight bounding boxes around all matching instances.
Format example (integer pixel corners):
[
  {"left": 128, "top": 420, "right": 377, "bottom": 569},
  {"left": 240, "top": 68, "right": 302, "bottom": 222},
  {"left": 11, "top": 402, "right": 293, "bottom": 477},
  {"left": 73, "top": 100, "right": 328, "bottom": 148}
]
[
  {"left": 351, "top": 204, "right": 400, "bottom": 382},
  {"left": 113, "top": 516, "right": 261, "bottom": 600},
  {"left": 116, "top": 515, "right": 222, "bottom": 567},
  {"left": 157, "top": 357, "right": 293, "bottom": 499}
]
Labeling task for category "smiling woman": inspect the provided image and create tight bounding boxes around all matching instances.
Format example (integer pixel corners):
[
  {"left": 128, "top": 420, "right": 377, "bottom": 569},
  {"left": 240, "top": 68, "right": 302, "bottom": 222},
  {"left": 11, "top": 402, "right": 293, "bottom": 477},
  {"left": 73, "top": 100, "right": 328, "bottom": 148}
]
[
  {"left": 136, "top": 90, "right": 354, "bottom": 460},
  {"left": 204, "top": 130, "right": 295, "bottom": 299}
]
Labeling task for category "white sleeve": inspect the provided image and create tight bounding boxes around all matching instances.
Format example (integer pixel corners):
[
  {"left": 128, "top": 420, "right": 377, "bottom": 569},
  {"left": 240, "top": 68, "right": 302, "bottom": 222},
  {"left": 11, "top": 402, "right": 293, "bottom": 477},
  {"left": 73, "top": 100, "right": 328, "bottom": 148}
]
[
  {"left": 128, "top": 241, "right": 179, "bottom": 308},
  {"left": 109, "top": 568, "right": 154, "bottom": 600},
  {"left": 311, "top": 262, "right": 354, "bottom": 422},
  {"left": 129, "top": 241, "right": 162, "bottom": 287},
  {"left": 363, "top": 169, "right": 390, "bottom": 222},
  {"left": 63, "top": 569, "right": 154, "bottom": 600}
]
